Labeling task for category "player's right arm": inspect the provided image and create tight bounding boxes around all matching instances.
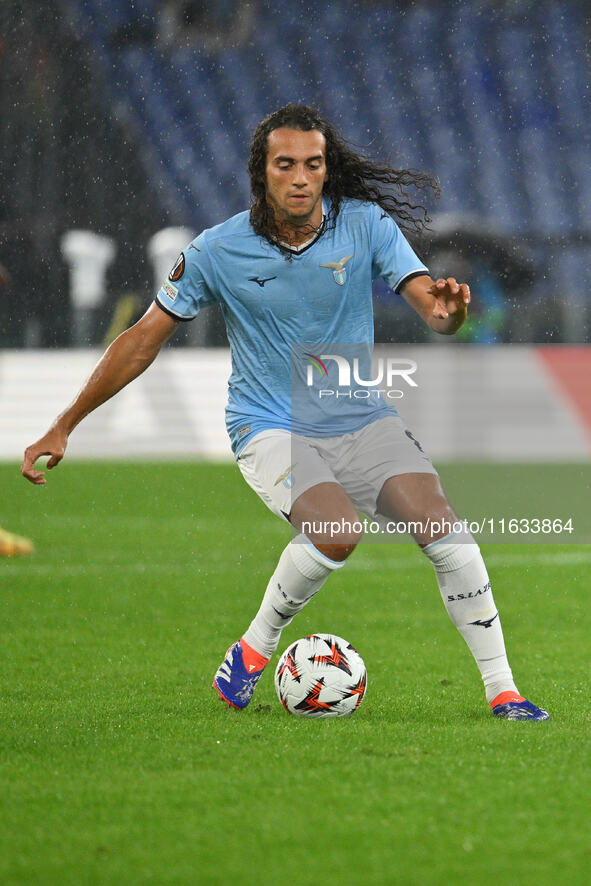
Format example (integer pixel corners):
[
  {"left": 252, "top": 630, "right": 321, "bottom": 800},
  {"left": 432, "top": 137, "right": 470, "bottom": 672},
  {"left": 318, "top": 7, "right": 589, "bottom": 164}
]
[{"left": 21, "top": 303, "right": 178, "bottom": 485}]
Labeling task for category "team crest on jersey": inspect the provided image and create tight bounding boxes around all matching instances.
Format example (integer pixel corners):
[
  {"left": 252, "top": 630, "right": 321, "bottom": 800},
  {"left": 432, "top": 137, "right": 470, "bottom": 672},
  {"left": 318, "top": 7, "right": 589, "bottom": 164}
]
[
  {"left": 168, "top": 252, "right": 185, "bottom": 282},
  {"left": 320, "top": 254, "right": 353, "bottom": 286}
]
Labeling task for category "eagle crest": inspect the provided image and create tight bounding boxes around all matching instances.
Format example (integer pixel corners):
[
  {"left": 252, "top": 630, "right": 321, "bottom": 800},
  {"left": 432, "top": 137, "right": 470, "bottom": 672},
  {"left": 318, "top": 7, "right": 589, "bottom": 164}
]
[{"left": 319, "top": 254, "right": 354, "bottom": 285}]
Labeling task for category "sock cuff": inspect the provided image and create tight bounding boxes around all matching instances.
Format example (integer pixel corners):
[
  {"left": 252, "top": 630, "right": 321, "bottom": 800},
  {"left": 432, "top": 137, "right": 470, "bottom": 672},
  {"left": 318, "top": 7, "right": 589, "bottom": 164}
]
[
  {"left": 489, "top": 690, "right": 525, "bottom": 709},
  {"left": 422, "top": 531, "right": 480, "bottom": 572},
  {"left": 289, "top": 535, "right": 345, "bottom": 579},
  {"left": 239, "top": 637, "right": 270, "bottom": 670}
]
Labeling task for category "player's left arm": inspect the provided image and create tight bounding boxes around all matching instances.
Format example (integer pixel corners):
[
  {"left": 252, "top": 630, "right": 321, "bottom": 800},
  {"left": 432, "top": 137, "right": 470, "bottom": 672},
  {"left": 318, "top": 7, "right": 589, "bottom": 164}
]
[{"left": 400, "top": 274, "right": 470, "bottom": 335}]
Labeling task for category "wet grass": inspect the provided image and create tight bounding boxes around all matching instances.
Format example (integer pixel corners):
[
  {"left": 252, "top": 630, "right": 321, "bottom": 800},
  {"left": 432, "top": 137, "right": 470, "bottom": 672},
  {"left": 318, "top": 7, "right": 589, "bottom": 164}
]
[{"left": 1, "top": 461, "right": 589, "bottom": 885}]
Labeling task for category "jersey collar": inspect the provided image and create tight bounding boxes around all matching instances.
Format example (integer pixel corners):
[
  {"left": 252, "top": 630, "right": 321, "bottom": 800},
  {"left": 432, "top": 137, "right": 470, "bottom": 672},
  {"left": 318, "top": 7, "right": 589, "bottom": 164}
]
[{"left": 278, "top": 200, "right": 327, "bottom": 255}]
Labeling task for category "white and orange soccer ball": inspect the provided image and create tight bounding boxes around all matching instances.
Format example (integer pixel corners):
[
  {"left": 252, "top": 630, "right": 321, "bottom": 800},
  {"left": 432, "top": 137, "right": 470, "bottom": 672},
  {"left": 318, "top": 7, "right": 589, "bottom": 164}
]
[{"left": 274, "top": 633, "right": 367, "bottom": 718}]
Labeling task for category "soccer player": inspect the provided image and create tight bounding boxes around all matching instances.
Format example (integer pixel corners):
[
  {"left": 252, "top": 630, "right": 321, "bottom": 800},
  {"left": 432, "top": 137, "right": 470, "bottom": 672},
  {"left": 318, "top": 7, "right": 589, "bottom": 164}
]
[{"left": 22, "top": 104, "right": 548, "bottom": 721}]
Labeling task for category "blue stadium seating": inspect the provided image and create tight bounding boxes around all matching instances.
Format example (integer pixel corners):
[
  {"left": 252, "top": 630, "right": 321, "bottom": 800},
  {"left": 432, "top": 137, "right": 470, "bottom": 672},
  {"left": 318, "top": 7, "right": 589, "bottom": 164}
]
[{"left": 58, "top": 0, "right": 591, "bottom": 327}]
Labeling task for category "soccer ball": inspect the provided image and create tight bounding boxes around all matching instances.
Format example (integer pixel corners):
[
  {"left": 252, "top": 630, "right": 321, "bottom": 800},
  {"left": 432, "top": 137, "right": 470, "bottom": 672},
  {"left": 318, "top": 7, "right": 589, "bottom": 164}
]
[{"left": 274, "top": 633, "right": 367, "bottom": 718}]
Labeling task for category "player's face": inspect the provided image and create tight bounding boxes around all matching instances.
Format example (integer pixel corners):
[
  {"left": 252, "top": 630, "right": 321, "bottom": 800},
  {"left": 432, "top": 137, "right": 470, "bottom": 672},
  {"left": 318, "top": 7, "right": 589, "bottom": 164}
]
[{"left": 265, "top": 128, "right": 327, "bottom": 229}]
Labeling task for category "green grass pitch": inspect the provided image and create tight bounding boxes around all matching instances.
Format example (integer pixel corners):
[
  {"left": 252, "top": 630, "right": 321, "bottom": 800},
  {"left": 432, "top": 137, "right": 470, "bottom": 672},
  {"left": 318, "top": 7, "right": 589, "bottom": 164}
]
[{"left": 1, "top": 461, "right": 589, "bottom": 886}]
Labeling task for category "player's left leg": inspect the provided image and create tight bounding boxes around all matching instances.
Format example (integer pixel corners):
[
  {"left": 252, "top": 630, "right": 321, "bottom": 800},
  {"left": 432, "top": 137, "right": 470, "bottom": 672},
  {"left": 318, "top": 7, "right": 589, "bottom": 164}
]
[{"left": 376, "top": 473, "right": 549, "bottom": 720}]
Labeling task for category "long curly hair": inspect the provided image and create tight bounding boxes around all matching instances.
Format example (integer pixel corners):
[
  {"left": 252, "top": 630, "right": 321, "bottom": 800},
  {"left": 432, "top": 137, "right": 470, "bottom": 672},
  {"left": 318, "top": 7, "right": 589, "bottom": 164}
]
[{"left": 248, "top": 103, "right": 439, "bottom": 252}]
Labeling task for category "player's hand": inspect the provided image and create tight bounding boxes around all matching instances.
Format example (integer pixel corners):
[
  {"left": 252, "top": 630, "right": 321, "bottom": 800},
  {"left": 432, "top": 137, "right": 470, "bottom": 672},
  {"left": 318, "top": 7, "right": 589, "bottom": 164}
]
[
  {"left": 21, "top": 426, "right": 69, "bottom": 485},
  {"left": 429, "top": 277, "right": 471, "bottom": 320}
]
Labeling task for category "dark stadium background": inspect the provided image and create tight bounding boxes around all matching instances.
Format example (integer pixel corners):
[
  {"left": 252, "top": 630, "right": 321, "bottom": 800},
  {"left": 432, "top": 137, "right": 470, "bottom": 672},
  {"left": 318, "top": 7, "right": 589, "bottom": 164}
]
[{"left": 1, "top": 0, "right": 590, "bottom": 348}]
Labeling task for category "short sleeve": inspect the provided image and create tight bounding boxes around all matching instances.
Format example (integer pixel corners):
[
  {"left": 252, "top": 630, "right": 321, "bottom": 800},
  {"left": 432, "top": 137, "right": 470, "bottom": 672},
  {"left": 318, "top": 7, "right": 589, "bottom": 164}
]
[
  {"left": 370, "top": 205, "right": 429, "bottom": 294},
  {"left": 155, "top": 233, "right": 217, "bottom": 321}
]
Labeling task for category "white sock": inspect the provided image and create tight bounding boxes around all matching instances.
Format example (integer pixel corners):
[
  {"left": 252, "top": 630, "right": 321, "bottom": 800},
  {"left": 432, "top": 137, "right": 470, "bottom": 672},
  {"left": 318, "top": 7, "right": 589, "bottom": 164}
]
[
  {"left": 423, "top": 533, "right": 519, "bottom": 704},
  {"left": 242, "top": 535, "right": 344, "bottom": 658}
]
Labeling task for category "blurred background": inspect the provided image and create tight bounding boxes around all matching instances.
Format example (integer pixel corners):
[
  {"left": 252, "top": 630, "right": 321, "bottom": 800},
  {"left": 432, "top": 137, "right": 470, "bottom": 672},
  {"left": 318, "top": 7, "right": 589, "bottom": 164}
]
[
  {"left": 2, "top": 0, "right": 590, "bottom": 349},
  {"left": 2, "top": 0, "right": 591, "bottom": 463}
]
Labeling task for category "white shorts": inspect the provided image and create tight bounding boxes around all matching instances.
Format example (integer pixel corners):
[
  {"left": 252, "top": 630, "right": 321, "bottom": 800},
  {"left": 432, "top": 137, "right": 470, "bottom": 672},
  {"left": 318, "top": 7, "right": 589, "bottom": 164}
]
[{"left": 236, "top": 415, "right": 437, "bottom": 522}]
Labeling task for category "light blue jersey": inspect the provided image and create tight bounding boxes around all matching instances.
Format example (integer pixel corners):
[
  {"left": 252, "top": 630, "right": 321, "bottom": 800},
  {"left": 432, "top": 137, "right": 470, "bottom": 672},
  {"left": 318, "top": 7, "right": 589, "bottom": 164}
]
[{"left": 155, "top": 198, "right": 428, "bottom": 455}]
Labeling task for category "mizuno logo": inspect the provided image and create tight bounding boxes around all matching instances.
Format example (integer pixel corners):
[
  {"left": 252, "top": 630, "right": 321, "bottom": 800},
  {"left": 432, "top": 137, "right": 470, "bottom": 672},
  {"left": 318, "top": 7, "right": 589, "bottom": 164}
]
[
  {"left": 248, "top": 275, "right": 277, "bottom": 288},
  {"left": 188, "top": 244, "right": 201, "bottom": 252},
  {"left": 469, "top": 613, "right": 499, "bottom": 629}
]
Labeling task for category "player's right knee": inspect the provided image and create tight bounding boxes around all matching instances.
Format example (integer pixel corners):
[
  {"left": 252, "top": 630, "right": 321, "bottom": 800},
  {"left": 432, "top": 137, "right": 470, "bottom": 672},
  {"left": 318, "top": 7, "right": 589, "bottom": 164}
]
[
  {"left": 312, "top": 519, "right": 363, "bottom": 562},
  {"left": 313, "top": 540, "right": 358, "bottom": 563},
  {"left": 289, "top": 534, "right": 350, "bottom": 574},
  {"left": 297, "top": 513, "right": 363, "bottom": 549},
  {"left": 288, "top": 534, "right": 355, "bottom": 579}
]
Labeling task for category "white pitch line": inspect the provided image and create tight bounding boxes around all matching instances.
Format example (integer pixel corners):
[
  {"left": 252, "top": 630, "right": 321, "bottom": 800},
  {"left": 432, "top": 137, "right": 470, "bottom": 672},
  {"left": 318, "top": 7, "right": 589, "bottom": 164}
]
[
  {"left": 349, "top": 550, "right": 591, "bottom": 570},
  {"left": 485, "top": 550, "right": 591, "bottom": 568},
  {"left": 1, "top": 549, "right": 590, "bottom": 578}
]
